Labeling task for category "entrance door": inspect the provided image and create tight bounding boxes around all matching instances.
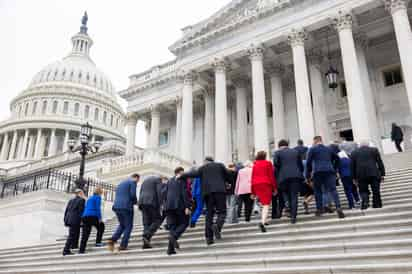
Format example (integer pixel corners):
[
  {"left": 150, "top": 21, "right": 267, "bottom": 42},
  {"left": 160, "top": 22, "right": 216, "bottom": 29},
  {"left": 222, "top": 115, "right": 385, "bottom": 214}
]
[{"left": 339, "top": 129, "right": 354, "bottom": 141}]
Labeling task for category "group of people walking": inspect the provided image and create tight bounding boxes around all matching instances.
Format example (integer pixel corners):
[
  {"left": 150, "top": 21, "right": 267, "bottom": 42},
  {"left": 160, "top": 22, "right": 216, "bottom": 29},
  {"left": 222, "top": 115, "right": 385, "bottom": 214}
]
[{"left": 62, "top": 133, "right": 387, "bottom": 256}]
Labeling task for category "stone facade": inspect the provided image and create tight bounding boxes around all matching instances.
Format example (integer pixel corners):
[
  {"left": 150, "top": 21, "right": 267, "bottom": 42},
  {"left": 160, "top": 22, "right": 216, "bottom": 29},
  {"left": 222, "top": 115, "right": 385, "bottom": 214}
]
[{"left": 122, "top": 0, "right": 412, "bottom": 164}]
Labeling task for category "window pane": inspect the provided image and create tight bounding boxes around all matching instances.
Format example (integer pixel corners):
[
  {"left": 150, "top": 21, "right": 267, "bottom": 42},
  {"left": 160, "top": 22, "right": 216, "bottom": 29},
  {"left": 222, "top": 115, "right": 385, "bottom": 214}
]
[
  {"left": 159, "top": 131, "right": 169, "bottom": 146},
  {"left": 384, "top": 71, "right": 393, "bottom": 86},
  {"left": 94, "top": 108, "right": 99, "bottom": 121},
  {"left": 42, "top": 101, "right": 47, "bottom": 114},
  {"left": 32, "top": 102, "right": 37, "bottom": 115},
  {"left": 74, "top": 103, "right": 80, "bottom": 116},
  {"left": 63, "top": 102, "right": 69, "bottom": 114},
  {"left": 340, "top": 82, "right": 347, "bottom": 98},
  {"left": 103, "top": 111, "right": 107, "bottom": 123},
  {"left": 393, "top": 69, "right": 403, "bottom": 84},
  {"left": 84, "top": 106, "right": 90, "bottom": 119},
  {"left": 52, "top": 101, "right": 58, "bottom": 114}
]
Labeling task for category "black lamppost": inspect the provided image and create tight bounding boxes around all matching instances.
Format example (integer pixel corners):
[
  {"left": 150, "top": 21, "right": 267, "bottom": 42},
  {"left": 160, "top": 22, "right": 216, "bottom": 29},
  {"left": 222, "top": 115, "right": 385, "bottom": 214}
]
[
  {"left": 68, "top": 122, "right": 101, "bottom": 189},
  {"left": 324, "top": 29, "right": 339, "bottom": 90}
]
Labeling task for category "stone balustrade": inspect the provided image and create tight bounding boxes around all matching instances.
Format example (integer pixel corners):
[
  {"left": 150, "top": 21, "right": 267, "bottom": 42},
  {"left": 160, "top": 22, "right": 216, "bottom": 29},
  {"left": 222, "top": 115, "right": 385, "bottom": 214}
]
[{"left": 128, "top": 60, "right": 177, "bottom": 87}]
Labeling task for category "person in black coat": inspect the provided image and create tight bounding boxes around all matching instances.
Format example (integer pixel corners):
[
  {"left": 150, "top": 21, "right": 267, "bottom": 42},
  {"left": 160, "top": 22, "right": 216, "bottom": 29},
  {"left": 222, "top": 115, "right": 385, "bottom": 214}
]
[
  {"left": 391, "top": 123, "right": 404, "bottom": 152},
  {"left": 294, "top": 139, "right": 308, "bottom": 160},
  {"left": 62, "top": 189, "right": 85, "bottom": 256},
  {"left": 351, "top": 141, "right": 386, "bottom": 209},
  {"left": 273, "top": 139, "right": 304, "bottom": 224},
  {"left": 138, "top": 176, "right": 164, "bottom": 249},
  {"left": 164, "top": 167, "right": 192, "bottom": 255},
  {"left": 181, "top": 156, "right": 229, "bottom": 245},
  {"left": 225, "top": 163, "right": 238, "bottom": 224}
]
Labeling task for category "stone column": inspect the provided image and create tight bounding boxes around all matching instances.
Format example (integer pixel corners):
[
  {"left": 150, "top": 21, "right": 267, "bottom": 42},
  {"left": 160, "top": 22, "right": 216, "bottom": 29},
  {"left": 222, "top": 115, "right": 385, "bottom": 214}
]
[
  {"left": 149, "top": 105, "right": 161, "bottom": 149},
  {"left": 34, "top": 129, "right": 43, "bottom": 159},
  {"left": 63, "top": 129, "right": 70, "bottom": 153},
  {"left": 267, "top": 64, "right": 286, "bottom": 147},
  {"left": 27, "top": 134, "right": 35, "bottom": 159},
  {"left": 248, "top": 45, "right": 270, "bottom": 154},
  {"left": 333, "top": 11, "right": 375, "bottom": 142},
  {"left": 385, "top": 0, "right": 412, "bottom": 112},
  {"left": 203, "top": 87, "right": 215, "bottom": 158},
  {"left": 8, "top": 131, "right": 18, "bottom": 160},
  {"left": 233, "top": 78, "right": 250, "bottom": 162},
  {"left": 0, "top": 133, "right": 9, "bottom": 161},
  {"left": 180, "top": 73, "right": 195, "bottom": 161},
  {"left": 48, "top": 129, "right": 57, "bottom": 156},
  {"left": 307, "top": 49, "right": 332, "bottom": 144},
  {"left": 175, "top": 96, "right": 182, "bottom": 156},
  {"left": 125, "top": 112, "right": 138, "bottom": 155},
  {"left": 20, "top": 129, "right": 29, "bottom": 159},
  {"left": 212, "top": 58, "right": 230, "bottom": 163},
  {"left": 288, "top": 29, "right": 316, "bottom": 145},
  {"left": 354, "top": 32, "right": 382, "bottom": 148}
]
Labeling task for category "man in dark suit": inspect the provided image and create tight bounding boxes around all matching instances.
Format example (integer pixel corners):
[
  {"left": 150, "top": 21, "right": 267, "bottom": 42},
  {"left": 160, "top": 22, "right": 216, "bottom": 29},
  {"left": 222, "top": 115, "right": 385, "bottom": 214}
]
[
  {"left": 294, "top": 139, "right": 308, "bottom": 160},
  {"left": 391, "top": 123, "right": 404, "bottom": 152},
  {"left": 181, "top": 156, "right": 229, "bottom": 245},
  {"left": 164, "top": 167, "right": 192, "bottom": 255},
  {"left": 108, "top": 173, "right": 139, "bottom": 252},
  {"left": 351, "top": 141, "right": 386, "bottom": 209},
  {"left": 273, "top": 139, "right": 304, "bottom": 224},
  {"left": 139, "top": 175, "right": 164, "bottom": 249},
  {"left": 306, "top": 136, "right": 344, "bottom": 219},
  {"left": 62, "top": 189, "right": 85, "bottom": 256}
]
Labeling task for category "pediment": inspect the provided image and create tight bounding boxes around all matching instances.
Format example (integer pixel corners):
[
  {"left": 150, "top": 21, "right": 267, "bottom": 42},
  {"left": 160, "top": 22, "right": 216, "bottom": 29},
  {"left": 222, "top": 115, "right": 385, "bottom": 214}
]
[{"left": 169, "top": 0, "right": 294, "bottom": 54}]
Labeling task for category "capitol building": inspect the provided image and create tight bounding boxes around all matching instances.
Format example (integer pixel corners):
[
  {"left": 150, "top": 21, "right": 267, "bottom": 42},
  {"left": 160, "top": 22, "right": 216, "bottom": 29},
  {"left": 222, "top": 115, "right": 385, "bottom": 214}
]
[{"left": 0, "top": 12, "right": 126, "bottom": 171}]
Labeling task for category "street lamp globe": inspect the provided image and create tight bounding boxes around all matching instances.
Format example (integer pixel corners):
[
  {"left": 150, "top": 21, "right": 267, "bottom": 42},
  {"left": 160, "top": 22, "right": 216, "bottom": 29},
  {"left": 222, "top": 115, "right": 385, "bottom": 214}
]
[
  {"left": 80, "top": 122, "right": 92, "bottom": 138},
  {"left": 325, "top": 66, "right": 339, "bottom": 90}
]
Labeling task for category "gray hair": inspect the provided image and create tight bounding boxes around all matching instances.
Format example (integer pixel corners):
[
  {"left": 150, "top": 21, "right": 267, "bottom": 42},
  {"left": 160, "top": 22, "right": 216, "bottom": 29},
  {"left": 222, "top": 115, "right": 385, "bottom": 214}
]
[{"left": 359, "top": 140, "right": 370, "bottom": 147}]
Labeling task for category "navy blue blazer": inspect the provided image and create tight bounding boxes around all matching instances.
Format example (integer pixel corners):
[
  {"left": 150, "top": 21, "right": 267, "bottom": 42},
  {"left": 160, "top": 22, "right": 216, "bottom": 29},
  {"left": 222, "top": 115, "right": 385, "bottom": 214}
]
[
  {"left": 113, "top": 178, "right": 137, "bottom": 211},
  {"left": 305, "top": 144, "right": 339, "bottom": 179}
]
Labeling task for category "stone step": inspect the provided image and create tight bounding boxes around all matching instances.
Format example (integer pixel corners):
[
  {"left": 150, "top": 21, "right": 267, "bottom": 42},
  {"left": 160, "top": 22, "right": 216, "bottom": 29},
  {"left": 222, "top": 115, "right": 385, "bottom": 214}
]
[
  {"left": 0, "top": 250, "right": 411, "bottom": 273},
  {"left": 1, "top": 207, "right": 411, "bottom": 260}
]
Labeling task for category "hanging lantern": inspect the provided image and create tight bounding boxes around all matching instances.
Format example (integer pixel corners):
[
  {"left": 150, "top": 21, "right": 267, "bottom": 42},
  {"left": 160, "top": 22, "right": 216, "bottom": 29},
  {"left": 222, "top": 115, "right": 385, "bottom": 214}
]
[{"left": 325, "top": 65, "right": 339, "bottom": 90}]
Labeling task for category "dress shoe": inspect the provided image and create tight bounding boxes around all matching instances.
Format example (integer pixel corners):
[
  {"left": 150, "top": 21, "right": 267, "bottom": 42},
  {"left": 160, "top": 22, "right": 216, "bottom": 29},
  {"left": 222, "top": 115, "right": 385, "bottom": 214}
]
[
  {"left": 107, "top": 240, "right": 115, "bottom": 252},
  {"left": 259, "top": 223, "right": 267, "bottom": 233},
  {"left": 142, "top": 236, "right": 152, "bottom": 249},
  {"left": 206, "top": 239, "right": 214, "bottom": 246},
  {"left": 291, "top": 218, "right": 297, "bottom": 224},
  {"left": 315, "top": 209, "right": 322, "bottom": 217},
  {"left": 337, "top": 209, "right": 345, "bottom": 219},
  {"left": 62, "top": 251, "right": 74, "bottom": 256}
]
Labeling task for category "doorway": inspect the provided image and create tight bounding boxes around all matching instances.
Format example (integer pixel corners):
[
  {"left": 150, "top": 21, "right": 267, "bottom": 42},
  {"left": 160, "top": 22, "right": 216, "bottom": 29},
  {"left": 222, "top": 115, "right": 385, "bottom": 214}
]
[{"left": 339, "top": 129, "right": 354, "bottom": 141}]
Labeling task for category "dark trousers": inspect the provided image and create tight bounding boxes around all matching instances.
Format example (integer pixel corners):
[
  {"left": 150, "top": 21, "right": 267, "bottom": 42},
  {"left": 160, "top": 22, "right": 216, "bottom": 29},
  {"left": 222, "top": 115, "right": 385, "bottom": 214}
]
[
  {"left": 280, "top": 179, "right": 302, "bottom": 219},
  {"left": 63, "top": 224, "right": 81, "bottom": 253},
  {"left": 111, "top": 209, "right": 134, "bottom": 248},
  {"left": 141, "top": 205, "right": 162, "bottom": 240},
  {"left": 341, "top": 176, "right": 359, "bottom": 209},
  {"left": 271, "top": 192, "right": 285, "bottom": 219},
  {"left": 79, "top": 216, "right": 105, "bottom": 253},
  {"left": 313, "top": 172, "right": 341, "bottom": 210},
  {"left": 395, "top": 140, "right": 403, "bottom": 152},
  {"left": 238, "top": 194, "right": 253, "bottom": 222},
  {"left": 358, "top": 177, "right": 382, "bottom": 209},
  {"left": 204, "top": 192, "right": 226, "bottom": 241},
  {"left": 167, "top": 210, "right": 189, "bottom": 240}
]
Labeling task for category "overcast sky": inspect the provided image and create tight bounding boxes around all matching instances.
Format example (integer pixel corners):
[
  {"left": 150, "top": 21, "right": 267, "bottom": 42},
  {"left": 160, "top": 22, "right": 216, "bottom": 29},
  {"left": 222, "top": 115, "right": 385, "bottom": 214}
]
[{"left": 0, "top": 0, "right": 231, "bottom": 147}]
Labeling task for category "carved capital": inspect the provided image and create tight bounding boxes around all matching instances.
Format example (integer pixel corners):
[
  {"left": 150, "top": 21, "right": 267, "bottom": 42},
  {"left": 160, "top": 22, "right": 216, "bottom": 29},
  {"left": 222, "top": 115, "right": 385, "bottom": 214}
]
[
  {"left": 288, "top": 29, "right": 308, "bottom": 48},
  {"left": 354, "top": 31, "right": 369, "bottom": 50},
  {"left": 384, "top": 0, "right": 409, "bottom": 14},
  {"left": 149, "top": 104, "right": 160, "bottom": 117},
  {"left": 211, "top": 57, "right": 230, "bottom": 73},
  {"left": 247, "top": 44, "right": 265, "bottom": 61},
  {"left": 265, "top": 63, "right": 285, "bottom": 77},
  {"left": 125, "top": 112, "right": 139, "bottom": 125},
  {"left": 332, "top": 11, "right": 354, "bottom": 32},
  {"left": 174, "top": 96, "right": 182, "bottom": 108},
  {"left": 179, "top": 70, "right": 197, "bottom": 85}
]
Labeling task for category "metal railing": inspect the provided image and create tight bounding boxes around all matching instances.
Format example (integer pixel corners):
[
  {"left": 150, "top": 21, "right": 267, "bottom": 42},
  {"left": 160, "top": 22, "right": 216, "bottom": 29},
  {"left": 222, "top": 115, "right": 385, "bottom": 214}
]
[{"left": 0, "top": 169, "right": 116, "bottom": 201}]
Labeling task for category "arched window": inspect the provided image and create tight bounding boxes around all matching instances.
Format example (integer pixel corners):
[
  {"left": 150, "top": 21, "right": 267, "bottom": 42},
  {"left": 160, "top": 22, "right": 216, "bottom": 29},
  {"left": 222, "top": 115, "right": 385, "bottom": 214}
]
[
  {"left": 42, "top": 100, "right": 48, "bottom": 114},
  {"left": 103, "top": 111, "right": 107, "bottom": 124},
  {"left": 32, "top": 101, "right": 38, "bottom": 115},
  {"left": 52, "top": 100, "right": 58, "bottom": 114},
  {"left": 116, "top": 118, "right": 119, "bottom": 128},
  {"left": 84, "top": 105, "right": 90, "bottom": 119},
  {"left": 110, "top": 114, "right": 114, "bottom": 126},
  {"left": 18, "top": 105, "right": 22, "bottom": 117},
  {"left": 74, "top": 103, "right": 80, "bottom": 116},
  {"left": 94, "top": 108, "right": 99, "bottom": 121},
  {"left": 24, "top": 103, "right": 29, "bottom": 116},
  {"left": 63, "top": 101, "right": 69, "bottom": 114}
]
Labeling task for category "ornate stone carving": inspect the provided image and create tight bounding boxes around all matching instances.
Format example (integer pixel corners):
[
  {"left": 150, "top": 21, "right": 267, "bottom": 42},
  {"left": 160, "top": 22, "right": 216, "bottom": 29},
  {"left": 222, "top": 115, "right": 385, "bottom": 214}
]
[
  {"left": 211, "top": 57, "right": 230, "bottom": 73},
  {"left": 287, "top": 29, "right": 308, "bottom": 48},
  {"left": 332, "top": 11, "right": 354, "bottom": 32},
  {"left": 384, "top": 0, "right": 409, "bottom": 14},
  {"left": 179, "top": 70, "right": 197, "bottom": 85},
  {"left": 174, "top": 96, "right": 182, "bottom": 107},
  {"left": 202, "top": 85, "right": 215, "bottom": 97},
  {"left": 247, "top": 44, "right": 265, "bottom": 61},
  {"left": 125, "top": 112, "right": 138, "bottom": 125},
  {"left": 149, "top": 104, "right": 161, "bottom": 116},
  {"left": 265, "top": 63, "right": 285, "bottom": 77}
]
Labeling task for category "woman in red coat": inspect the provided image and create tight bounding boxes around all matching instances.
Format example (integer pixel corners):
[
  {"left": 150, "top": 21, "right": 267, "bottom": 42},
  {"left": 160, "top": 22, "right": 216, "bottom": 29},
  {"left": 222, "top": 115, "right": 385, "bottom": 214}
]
[{"left": 251, "top": 150, "right": 277, "bottom": 232}]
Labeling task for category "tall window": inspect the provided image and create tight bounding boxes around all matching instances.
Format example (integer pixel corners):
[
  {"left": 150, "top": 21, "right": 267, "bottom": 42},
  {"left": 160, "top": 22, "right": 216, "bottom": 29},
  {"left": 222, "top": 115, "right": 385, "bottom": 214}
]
[
  {"left": 94, "top": 108, "right": 99, "bottom": 121},
  {"left": 103, "top": 111, "right": 107, "bottom": 124},
  {"left": 42, "top": 101, "right": 48, "bottom": 114},
  {"left": 340, "top": 82, "right": 347, "bottom": 98},
  {"left": 159, "top": 130, "right": 169, "bottom": 146},
  {"left": 52, "top": 101, "right": 58, "bottom": 114},
  {"left": 84, "top": 105, "right": 90, "bottom": 119},
  {"left": 18, "top": 105, "right": 22, "bottom": 117},
  {"left": 383, "top": 66, "right": 403, "bottom": 87},
  {"left": 110, "top": 114, "right": 114, "bottom": 126},
  {"left": 63, "top": 101, "right": 69, "bottom": 114},
  {"left": 74, "top": 103, "right": 80, "bottom": 116},
  {"left": 32, "top": 101, "right": 38, "bottom": 115},
  {"left": 24, "top": 103, "right": 29, "bottom": 116}
]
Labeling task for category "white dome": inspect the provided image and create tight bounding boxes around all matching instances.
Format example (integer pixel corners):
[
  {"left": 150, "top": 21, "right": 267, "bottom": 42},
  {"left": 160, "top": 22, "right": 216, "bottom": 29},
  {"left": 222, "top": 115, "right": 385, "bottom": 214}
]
[{"left": 29, "top": 55, "right": 115, "bottom": 96}]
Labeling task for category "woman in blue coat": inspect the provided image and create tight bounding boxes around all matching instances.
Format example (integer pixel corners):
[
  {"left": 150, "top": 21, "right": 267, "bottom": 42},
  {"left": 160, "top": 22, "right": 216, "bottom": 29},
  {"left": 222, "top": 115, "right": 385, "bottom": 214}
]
[
  {"left": 338, "top": 151, "right": 360, "bottom": 209},
  {"left": 79, "top": 187, "right": 105, "bottom": 253}
]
